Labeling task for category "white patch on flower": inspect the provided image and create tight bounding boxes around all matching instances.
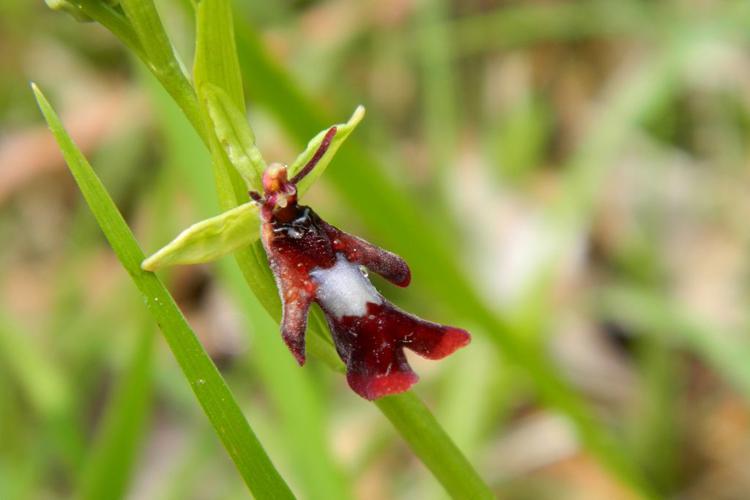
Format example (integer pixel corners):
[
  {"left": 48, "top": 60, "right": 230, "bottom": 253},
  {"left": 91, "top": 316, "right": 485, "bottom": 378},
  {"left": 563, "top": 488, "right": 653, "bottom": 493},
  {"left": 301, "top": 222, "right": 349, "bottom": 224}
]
[{"left": 310, "top": 254, "right": 381, "bottom": 319}]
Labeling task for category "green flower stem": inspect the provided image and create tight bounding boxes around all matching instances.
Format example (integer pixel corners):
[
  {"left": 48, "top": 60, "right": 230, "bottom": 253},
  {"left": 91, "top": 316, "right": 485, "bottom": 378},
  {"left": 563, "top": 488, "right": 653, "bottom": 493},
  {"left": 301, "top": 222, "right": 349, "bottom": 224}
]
[
  {"left": 376, "top": 393, "right": 494, "bottom": 499},
  {"left": 75, "top": 0, "right": 146, "bottom": 60},
  {"left": 75, "top": 0, "right": 207, "bottom": 145}
]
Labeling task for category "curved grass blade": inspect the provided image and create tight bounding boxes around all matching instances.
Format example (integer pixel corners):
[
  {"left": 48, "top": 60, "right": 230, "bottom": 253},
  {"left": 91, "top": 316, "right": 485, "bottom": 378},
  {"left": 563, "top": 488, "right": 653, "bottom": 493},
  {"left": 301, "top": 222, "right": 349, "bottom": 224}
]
[
  {"left": 376, "top": 393, "right": 495, "bottom": 499},
  {"left": 599, "top": 285, "right": 750, "bottom": 400},
  {"left": 32, "top": 84, "right": 295, "bottom": 500}
]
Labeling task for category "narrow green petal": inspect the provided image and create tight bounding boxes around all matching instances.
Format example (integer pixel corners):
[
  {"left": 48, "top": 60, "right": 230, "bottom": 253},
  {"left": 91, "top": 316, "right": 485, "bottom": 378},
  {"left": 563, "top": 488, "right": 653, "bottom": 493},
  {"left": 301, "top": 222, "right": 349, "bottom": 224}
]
[
  {"left": 141, "top": 201, "right": 259, "bottom": 271},
  {"left": 289, "top": 105, "right": 365, "bottom": 198}
]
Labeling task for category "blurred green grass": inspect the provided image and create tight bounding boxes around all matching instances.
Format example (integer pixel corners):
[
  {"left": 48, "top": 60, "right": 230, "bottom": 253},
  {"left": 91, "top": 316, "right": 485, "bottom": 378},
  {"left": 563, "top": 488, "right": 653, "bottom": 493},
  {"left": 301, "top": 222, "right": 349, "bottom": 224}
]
[{"left": 3, "top": 0, "right": 750, "bottom": 498}]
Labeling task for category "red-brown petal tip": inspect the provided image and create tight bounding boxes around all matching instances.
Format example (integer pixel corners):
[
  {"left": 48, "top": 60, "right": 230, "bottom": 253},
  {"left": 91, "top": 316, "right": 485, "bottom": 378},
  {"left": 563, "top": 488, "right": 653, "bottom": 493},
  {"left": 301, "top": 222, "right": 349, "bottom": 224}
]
[
  {"left": 293, "top": 351, "right": 306, "bottom": 366},
  {"left": 395, "top": 266, "right": 411, "bottom": 287},
  {"left": 425, "top": 327, "right": 471, "bottom": 359},
  {"left": 347, "top": 370, "right": 419, "bottom": 400},
  {"left": 282, "top": 335, "right": 307, "bottom": 366}
]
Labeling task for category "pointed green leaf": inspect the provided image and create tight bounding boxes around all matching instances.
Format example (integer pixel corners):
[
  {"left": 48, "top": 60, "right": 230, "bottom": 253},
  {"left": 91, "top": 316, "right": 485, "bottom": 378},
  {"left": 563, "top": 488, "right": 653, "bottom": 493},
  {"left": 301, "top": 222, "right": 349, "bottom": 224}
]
[
  {"left": 141, "top": 202, "right": 259, "bottom": 271},
  {"left": 204, "top": 83, "right": 266, "bottom": 191},
  {"left": 193, "top": 0, "right": 249, "bottom": 210},
  {"left": 32, "top": 84, "right": 294, "bottom": 499},
  {"left": 289, "top": 105, "right": 365, "bottom": 198}
]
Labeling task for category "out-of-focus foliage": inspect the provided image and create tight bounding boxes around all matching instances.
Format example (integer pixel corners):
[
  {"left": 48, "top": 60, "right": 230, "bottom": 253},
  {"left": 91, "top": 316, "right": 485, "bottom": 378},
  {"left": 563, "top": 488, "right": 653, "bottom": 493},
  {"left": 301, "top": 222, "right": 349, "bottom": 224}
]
[{"left": 3, "top": 0, "right": 750, "bottom": 499}]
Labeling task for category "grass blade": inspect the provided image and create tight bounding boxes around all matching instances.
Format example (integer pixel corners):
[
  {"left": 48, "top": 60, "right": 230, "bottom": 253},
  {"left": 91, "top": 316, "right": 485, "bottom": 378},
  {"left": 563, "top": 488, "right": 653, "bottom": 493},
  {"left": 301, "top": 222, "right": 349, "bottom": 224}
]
[
  {"left": 32, "top": 84, "right": 295, "bottom": 500},
  {"left": 376, "top": 393, "right": 494, "bottom": 499}
]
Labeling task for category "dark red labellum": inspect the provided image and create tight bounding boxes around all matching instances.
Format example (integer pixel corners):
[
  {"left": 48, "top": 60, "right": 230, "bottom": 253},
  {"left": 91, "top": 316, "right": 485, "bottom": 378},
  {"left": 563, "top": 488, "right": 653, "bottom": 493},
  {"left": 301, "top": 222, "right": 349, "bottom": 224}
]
[{"left": 252, "top": 131, "right": 470, "bottom": 400}]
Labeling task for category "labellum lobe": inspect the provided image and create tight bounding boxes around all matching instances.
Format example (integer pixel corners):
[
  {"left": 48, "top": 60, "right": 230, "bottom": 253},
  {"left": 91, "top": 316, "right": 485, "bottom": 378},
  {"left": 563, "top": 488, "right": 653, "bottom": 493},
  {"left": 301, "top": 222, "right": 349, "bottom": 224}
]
[{"left": 256, "top": 141, "right": 470, "bottom": 400}]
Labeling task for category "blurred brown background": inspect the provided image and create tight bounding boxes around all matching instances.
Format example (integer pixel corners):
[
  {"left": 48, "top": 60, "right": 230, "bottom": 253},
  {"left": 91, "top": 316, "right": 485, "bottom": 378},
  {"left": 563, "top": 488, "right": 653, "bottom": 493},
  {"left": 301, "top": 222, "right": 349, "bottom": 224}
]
[{"left": 2, "top": 1, "right": 750, "bottom": 499}]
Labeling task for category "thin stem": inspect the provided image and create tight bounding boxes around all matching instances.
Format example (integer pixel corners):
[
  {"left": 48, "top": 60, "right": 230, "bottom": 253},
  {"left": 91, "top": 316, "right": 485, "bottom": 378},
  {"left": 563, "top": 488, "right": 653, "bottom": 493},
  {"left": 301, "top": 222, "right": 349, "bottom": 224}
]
[{"left": 77, "top": 0, "right": 208, "bottom": 145}]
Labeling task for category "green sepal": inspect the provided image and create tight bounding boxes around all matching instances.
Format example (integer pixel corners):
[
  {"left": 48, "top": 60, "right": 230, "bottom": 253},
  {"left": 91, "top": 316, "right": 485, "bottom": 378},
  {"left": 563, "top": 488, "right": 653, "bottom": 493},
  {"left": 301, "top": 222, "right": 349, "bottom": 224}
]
[
  {"left": 290, "top": 105, "right": 365, "bottom": 198},
  {"left": 142, "top": 106, "right": 364, "bottom": 270},
  {"left": 141, "top": 201, "right": 259, "bottom": 271},
  {"left": 203, "top": 83, "right": 266, "bottom": 191}
]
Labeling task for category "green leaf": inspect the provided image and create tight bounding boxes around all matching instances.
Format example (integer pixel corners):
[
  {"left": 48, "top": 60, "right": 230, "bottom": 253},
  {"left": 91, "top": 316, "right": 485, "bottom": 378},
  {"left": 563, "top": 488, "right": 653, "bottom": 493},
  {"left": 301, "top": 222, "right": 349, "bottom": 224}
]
[
  {"left": 204, "top": 83, "right": 266, "bottom": 191},
  {"left": 65, "top": 0, "right": 146, "bottom": 61},
  {"left": 193, "top": 0, "right": 248, "bottom": 211},
  {"left": 288, "top": 105, "right": 366, "bottom": 198},
  {"left": 115, "top": 0, "right": 206, "bottom": 140},
  {"left": 119, "top": 0, "right": 182, "bottom": 81},
  {"left": 141, "top": 201, "right": 259, "bottom": 271},
  {"left": 32, "top": 84, "right": 294, "bottom": 500},
  {"left": 193, "top": 0, "right": 244, "bottom": 110}
]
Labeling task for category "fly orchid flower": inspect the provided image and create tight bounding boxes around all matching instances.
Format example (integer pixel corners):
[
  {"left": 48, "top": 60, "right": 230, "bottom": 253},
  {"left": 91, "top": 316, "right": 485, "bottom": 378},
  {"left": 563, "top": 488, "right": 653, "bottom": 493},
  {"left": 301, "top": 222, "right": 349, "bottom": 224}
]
[{"left": 142, "top": 90, "right": 470, "bottom": 399}]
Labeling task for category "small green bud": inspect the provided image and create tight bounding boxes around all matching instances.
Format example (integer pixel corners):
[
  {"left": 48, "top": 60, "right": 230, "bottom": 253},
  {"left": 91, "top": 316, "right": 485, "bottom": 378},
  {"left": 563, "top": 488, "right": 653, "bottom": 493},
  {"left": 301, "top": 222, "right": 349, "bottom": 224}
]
[
  {"left": 45, "top": 0, "right": 121, "bottom": 22},
  {"left": 45, "top": 0, "right": 93, "bottom": 22}
]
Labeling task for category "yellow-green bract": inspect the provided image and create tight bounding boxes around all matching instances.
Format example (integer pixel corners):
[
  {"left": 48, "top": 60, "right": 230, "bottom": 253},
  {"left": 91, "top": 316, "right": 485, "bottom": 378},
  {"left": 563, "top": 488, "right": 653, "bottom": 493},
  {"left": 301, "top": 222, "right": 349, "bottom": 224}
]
[{"left": 203, "top": 84, "right": 266, "bottom": 191}]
